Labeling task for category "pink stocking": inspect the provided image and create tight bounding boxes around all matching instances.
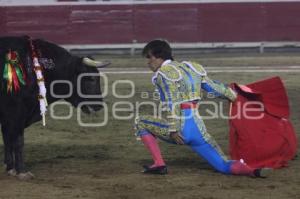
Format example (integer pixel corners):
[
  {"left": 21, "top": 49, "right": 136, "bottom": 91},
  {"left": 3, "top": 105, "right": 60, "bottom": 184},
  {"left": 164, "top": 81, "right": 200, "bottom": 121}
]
[
  {"left": 141, "top": 133, "right": 165, "bottom": 167},
  {"left": 230, "top": 160, "right": 255, "bottom": 176}
]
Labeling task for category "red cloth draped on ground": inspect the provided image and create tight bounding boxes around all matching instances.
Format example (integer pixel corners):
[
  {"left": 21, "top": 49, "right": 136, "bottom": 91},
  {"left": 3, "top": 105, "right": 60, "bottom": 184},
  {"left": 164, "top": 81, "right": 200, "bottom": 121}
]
[{"left": 229, "top": 76, "right": 298, "bottom": 169}]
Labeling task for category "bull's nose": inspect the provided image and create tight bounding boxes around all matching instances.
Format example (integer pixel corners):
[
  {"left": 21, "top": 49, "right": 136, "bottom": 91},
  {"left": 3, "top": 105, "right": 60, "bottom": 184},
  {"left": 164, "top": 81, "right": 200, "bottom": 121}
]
[
  {"left": 81, "top": 105, "right": 92, "bottom": 114},
  {"left": 81, "top": 104, "right": 103, "bottom": 114},
  {"left": 92, "top": 104, "right": 103, "bottom": 112}
]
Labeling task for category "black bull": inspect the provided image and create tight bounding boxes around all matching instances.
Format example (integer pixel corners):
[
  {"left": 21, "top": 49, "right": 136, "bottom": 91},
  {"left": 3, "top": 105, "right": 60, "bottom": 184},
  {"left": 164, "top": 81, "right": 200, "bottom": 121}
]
[{"left": 0, "top": 36, "right": 109, "bottom": 179}]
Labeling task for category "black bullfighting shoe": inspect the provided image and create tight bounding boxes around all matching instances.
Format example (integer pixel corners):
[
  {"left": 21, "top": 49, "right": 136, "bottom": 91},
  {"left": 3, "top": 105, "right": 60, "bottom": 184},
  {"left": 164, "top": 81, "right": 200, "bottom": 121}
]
[
  {"left": 142, "top": 165, "right": 168, "bottom": 175},
  {"left": 253, "top": 168, "right": 273, "bottom": 178}
]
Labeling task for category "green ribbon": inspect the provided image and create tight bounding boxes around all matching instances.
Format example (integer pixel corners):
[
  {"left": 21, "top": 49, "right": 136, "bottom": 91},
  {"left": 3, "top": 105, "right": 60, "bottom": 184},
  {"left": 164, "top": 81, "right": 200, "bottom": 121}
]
[
  {"left": 3, "top": 63, "right": 9, "bottom": 81},
  {"left": 2, "top": 51, "right": 26, "bottom": 92},
  {"left": 12, "top": 61, "right": 25, "bottom": 85}
]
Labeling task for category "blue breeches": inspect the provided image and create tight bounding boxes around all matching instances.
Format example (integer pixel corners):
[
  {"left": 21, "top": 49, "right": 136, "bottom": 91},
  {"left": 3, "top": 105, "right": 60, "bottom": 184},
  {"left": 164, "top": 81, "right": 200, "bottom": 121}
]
[
  {"left": 135, "top": 109, "right": 233, "bottom": 174},
  {"left": 181, "top": 109, "right": 232, "bottom": 174}
]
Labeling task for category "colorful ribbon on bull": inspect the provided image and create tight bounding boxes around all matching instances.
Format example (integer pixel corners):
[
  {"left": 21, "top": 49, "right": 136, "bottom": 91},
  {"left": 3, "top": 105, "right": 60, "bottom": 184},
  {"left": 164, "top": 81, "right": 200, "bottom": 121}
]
[
  {"left": 3, "top": 50, "right": 27, "bottom": 93},
  {"left": 29, "top": 38, "right": 48, "bottom": 126}
]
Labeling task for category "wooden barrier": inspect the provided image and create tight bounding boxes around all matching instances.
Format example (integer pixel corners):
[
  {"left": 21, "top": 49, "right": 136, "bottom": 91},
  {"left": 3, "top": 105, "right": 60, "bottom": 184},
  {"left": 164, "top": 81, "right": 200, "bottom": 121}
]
[{"left": 1, "top": 2, "right": 300, "bottom": 45}]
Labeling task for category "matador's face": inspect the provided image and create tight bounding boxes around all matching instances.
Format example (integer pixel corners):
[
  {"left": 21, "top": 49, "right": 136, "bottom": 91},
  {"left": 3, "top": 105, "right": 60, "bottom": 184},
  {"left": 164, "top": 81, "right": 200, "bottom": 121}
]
[{"left": 146, "top": 54, "right": 164, "bottom": 72}]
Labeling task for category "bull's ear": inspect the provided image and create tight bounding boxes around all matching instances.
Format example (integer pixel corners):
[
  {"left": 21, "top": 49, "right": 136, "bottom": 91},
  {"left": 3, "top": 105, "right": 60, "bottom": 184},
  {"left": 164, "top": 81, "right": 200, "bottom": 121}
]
[{"left": 82, "top": 57, "right": 110, "bottom": 68}]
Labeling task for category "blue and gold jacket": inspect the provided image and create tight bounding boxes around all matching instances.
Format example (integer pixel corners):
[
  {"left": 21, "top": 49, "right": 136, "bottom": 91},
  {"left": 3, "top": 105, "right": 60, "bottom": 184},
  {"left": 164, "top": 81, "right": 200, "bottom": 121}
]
[{"left": 152, "top": 60, "right": 237, "bottom": 133}]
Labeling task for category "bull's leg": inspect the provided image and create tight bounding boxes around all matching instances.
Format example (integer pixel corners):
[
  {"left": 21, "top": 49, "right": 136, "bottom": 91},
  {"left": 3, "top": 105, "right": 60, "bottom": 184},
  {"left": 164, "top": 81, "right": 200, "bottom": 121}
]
[
  {"left": 1, "top": 125, "right": 15, "bottom": 174},
  {"left": 13, "top": 132, "right": 25, "bottom": 173},
  {"left": 12, "top": 131, "right": 34, "bottom": 180}
]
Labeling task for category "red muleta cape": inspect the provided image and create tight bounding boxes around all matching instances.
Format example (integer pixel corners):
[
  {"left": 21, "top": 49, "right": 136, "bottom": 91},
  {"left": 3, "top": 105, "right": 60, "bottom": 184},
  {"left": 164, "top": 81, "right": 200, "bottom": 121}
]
[{"left": 229, "top": 76, "right": 298, "bottom": 168}]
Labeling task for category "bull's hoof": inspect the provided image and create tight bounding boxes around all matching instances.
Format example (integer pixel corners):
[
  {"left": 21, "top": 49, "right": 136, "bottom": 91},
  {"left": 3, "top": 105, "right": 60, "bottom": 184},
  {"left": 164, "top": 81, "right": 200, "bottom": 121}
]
[
  {"left": 17, "top": 172, "right": 35, "bottom": 180},
  {"left": 7, "top": 169, "right": 17, "bottom": 177}
]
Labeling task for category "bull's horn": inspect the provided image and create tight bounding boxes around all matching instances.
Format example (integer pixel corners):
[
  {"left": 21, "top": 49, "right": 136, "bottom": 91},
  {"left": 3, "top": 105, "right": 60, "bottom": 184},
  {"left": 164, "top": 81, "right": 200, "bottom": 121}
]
[{"left": 83, "top": 57, "right": 110, "bottom": 68}]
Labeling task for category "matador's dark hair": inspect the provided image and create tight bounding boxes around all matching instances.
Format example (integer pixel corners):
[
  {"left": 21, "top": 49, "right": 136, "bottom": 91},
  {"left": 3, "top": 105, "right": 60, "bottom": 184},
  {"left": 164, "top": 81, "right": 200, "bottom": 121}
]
[{"left": 142, "top": 39, "right": 174, "bottom": 61}]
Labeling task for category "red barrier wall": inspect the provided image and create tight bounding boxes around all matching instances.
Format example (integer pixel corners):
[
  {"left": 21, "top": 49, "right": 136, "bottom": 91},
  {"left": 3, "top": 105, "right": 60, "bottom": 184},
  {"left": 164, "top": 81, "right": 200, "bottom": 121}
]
[
  {"left": 1, "top": 2, "right": 300, "bottom": 44},
  {"left": 134, "top": 4, "right": 199, "bottom": 42},
  {"left": 0, "top": 7, "right": 5, "bottom": 35},
  {"left": 69, "top": 5, "right": 134, "bottom": 44},
  {"left": 199, "top": 3, "right": 265, "bottom": 42},
  {"left": 3, "top": 6, "right": 71, "bottom": 44}
]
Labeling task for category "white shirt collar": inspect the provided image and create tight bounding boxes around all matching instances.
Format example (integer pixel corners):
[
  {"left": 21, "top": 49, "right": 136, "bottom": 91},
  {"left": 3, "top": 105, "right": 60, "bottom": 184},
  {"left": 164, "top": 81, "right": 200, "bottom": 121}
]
[
  {"left": 152, "top": 59, "right": 173, "bottom": 84},
  {"left": 161, "top": 59, "right": 172, "bottom": 66}
]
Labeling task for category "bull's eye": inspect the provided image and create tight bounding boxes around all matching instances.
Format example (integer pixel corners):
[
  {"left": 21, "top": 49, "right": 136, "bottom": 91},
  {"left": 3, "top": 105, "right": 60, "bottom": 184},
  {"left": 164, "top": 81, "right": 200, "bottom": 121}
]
[
  {"left": 77, "top": 72, "right": 102, "bottom": 98},
  {"left": 80, "top": 76, "right": 101, "bottom": 96},
  {"left": 83, "top": 77, "right": 93, "bottom": 81},
  {"left": 83, "top": 76, "right": 94, "bottom": 82}
]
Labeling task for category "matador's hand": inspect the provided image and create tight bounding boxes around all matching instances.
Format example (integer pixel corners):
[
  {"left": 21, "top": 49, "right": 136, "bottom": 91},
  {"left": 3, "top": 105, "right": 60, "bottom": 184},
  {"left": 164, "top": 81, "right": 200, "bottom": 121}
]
[{"left": 170, "top": 132, "right": 185, "bottom": 145}]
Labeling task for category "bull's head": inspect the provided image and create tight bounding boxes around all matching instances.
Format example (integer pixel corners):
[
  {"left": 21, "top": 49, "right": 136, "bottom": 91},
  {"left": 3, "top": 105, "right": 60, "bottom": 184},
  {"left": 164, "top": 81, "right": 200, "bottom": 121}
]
[
  {"left": 65, "top": 57, "right": 110, "bottom": 114},
  {"left": 30, "top": 38, "right": 110, "bottom": 114}
]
